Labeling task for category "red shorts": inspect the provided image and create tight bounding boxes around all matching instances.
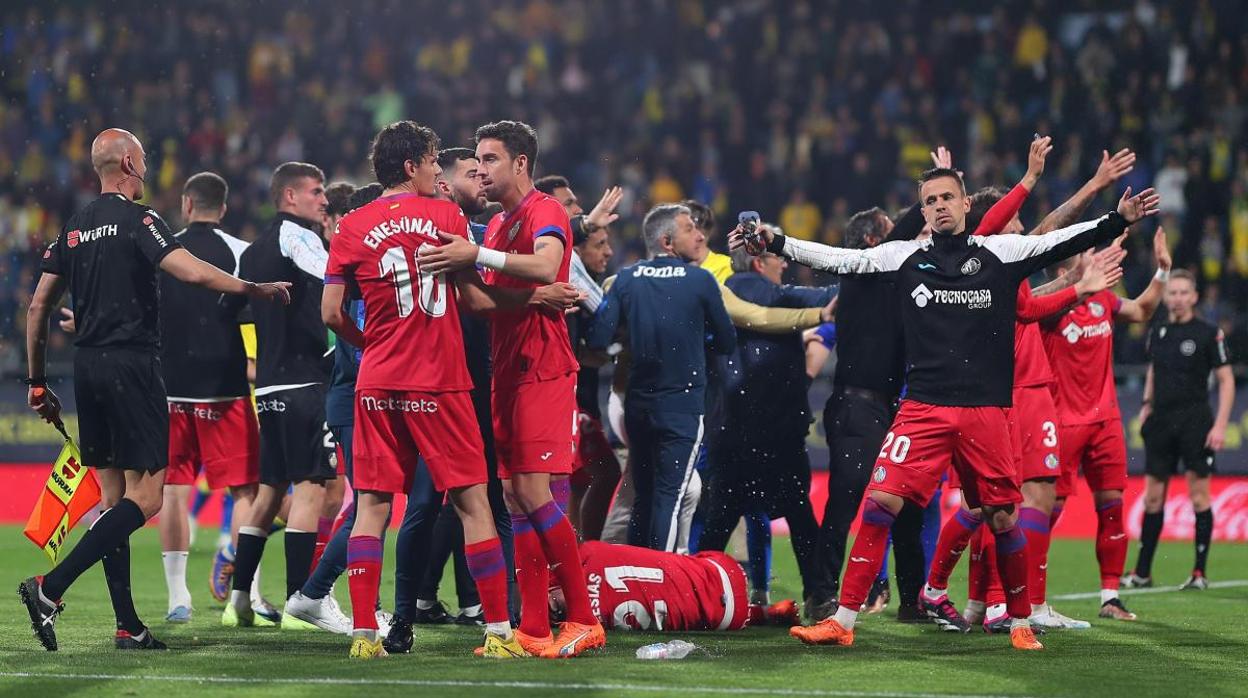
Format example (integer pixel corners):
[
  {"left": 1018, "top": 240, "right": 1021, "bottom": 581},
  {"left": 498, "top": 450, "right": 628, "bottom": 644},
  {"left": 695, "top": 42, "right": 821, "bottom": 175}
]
[
  {"left": 167, "top": 398, "right": 259, "bottom": 489},
  {"left": 868, "top": 400, "right": 1021, "bottom": 509},
  {"left": 1057, "top": 420, "right": 1127, "bottom": 498},
  {"left": 352, "top": 389, "right": 487, "bottom": 494},
  {"left": 493, "top": 373, "right": 577, "bottom": 479},
  {"left": 1014, "top": 385, "right": 1063, "bottom": 482},
  {"left": 571, "top": 412, "right": 617, "bottom": 487}
]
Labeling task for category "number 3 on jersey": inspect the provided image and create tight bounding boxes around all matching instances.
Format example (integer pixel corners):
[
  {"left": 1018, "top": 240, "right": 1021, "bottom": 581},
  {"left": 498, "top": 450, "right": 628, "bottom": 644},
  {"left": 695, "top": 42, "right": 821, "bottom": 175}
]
[
  {"left": 379, "top": 244, "right": 446, "bottom": 318},
  {"left": 878, "top": 432, "right": 911, "bottom": 463}
]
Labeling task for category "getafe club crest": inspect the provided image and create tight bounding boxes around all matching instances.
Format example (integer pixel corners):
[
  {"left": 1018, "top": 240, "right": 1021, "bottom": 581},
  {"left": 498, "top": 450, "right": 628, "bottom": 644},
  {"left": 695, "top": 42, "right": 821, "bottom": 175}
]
[
  {"left": 960, "top": 258, "right": 981, "bottom": 275},
  {"left": 507, "top": 220, "right": 522, "bottom": 242},
  {"left": 1089, "top": 302, "right": 1105, "bottom": 318}
]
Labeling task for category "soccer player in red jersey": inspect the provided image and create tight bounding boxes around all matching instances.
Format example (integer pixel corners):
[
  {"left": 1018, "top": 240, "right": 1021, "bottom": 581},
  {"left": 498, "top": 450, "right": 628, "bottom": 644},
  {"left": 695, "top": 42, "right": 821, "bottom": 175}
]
[
  {"left": 1040, "top": 227, "right": 1171, "bottom": 621},
  {"left": 556, "top": 541, "right": 752, "bottom": 632},
  {"left": 323, "top": 121, "right": 578, "bottom": 659},
  {"left": 417, "top": 120, "right": 606, "bottom": 659}
]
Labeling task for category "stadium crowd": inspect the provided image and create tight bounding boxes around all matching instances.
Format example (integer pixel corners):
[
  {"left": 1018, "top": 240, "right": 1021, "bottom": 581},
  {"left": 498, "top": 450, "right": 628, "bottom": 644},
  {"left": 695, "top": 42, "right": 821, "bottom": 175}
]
[{"left": 2, "top": 0, "right": 1248, "bottom": 373}]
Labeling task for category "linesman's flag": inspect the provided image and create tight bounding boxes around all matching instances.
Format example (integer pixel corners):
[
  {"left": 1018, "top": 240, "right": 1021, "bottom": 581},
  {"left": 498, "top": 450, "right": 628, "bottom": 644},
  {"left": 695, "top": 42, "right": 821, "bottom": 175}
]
[{"left": 23, "top": 427, "right": 100, "bottom": 562}]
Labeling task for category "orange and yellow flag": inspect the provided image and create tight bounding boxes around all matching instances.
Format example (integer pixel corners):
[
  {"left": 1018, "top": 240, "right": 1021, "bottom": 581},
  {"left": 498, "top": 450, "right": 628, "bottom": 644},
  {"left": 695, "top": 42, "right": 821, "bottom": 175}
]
[{"left": 23, "top": 436, "right": 101, "bottom": 562}]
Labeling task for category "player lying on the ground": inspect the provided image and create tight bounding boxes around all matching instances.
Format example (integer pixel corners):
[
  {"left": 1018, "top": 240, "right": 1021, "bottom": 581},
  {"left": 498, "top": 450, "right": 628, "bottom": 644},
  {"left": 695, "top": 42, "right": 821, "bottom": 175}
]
[{"left": 547, "top": 541, "right": 800, "bottom": 631}]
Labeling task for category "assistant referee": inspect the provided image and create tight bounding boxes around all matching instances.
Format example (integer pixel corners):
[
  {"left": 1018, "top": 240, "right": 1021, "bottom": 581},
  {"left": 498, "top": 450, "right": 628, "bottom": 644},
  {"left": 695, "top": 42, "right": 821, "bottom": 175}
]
[
  {"left": 20, "top": 128, "right": 290, "bottom": 652},
  {"left": 1127, "top": 269, "right": 1234, "bottom": 591}
]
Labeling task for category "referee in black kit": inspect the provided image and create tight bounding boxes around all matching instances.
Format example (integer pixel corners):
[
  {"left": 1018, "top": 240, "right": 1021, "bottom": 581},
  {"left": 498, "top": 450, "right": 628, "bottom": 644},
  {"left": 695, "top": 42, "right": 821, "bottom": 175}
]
[
  {"left": 19, "top": 128, "right": 290, "bottom": 652},
  {"left": 1126, "top": 268, "right": 1234, "bottom": 591}
]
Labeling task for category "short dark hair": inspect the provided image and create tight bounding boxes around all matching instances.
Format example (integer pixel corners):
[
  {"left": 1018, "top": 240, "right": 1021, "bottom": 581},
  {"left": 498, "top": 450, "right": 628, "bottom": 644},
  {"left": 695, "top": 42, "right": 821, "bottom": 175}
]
[
  {"left": 325, "top": 182, "right": 357, "bottom": 216},
  {"left": 270, "top": 162, "right": 325, "bottom": 207},
  {"left": 682, "top": 200, "right": 716, "bottom": 233},
  {"left": 183, "top": 171, "right": 228, "bottom": 211},
  {"left": 845, "top": 207, "right": 889, "bottom": 249},
  {"left": 919, "top": 167, "right": 966, "bottom": 194},
  {"left": 534, "top": 175, "right": 570, "bottom": 196},
  {"left": 1170, "top": 268, "right": 1197, "bottom": 285},
  {"left": 475, "top": 120, "right": 538, "bottom": 176},
  {"left": 437, "top": 147, "right": 477, "bottom": 173},
  {"left": 370, "top": 120, "right": 441, "bottom": 188},
  {"left": 967, "top": 186, "right": 1007, "bottom": 227},
  {"left": 347, "top": 183, "right": 384, "bottom": 213}
]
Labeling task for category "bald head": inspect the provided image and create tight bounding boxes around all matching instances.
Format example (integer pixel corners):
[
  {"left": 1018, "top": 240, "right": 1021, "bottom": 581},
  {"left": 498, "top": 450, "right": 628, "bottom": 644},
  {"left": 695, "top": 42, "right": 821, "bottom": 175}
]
[{"left": 91, "top": 128, "right": 142, "bottom": 176}]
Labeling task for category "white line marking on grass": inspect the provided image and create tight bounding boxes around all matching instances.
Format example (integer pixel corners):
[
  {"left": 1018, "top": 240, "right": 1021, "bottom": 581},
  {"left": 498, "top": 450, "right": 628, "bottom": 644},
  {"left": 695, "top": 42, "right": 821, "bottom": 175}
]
[
  {"left": 0, "top": 672, "right": 1044, "bottom": 698},
  {"left": 1050, "top": 579, "right": 1248, "bottom": 601}
]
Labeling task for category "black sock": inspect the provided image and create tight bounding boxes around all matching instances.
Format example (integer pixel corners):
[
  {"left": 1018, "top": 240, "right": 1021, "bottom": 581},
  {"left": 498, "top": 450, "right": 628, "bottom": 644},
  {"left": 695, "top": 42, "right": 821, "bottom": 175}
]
[
  {"left": 232, "top": 530, "right": 268, "bottom": 594},
  {"left": 1194, "top": 509, "right": 1213, "bottom": 574},
  {"left": 43, "top": 499, "right": 146, "bottom": 600},
  {"left": 284, "top": 531, "right": 317, "bottom": 599},
  {"left": 1135, "top": 511, "right": 1164, "bottom": 578},
  {"left": 102, "top": 541, "right": 144, "bottom": 634}
]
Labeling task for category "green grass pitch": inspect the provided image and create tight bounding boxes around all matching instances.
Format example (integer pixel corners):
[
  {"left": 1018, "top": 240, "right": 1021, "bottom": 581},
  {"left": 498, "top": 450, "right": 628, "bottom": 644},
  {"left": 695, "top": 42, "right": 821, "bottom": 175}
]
[{"left": 0, "top": 524, "right": 1245, "bottom": 697}]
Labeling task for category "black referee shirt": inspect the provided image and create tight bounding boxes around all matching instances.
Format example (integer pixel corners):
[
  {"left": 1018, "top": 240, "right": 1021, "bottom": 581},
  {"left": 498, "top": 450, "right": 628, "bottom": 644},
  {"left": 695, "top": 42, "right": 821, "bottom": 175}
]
[
  {"left": 40, "top": 193, "right": 181, "bottom": 350},
  {"left": 160, "top": 223, "right": 251, "bottom": 400},
  {"left": 1147, "top": 317, "right": 1230, "bottom": 411},
  {"left": 225, "top": 212, "right": 329, "bottom": 390}
]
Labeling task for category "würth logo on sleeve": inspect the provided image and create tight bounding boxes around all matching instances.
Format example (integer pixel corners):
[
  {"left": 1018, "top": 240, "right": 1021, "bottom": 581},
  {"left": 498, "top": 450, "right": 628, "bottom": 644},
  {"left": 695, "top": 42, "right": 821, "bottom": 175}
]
[{"left": 69, "top": 225, "right": 118, "bottom": 248}]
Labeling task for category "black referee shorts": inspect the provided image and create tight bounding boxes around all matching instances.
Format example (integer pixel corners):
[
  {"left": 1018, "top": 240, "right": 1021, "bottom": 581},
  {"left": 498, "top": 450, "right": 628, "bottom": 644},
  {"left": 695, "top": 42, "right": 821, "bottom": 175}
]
[
  {"left": 255, "top": 384, "right": 335, "bottom": 485},
  {"left": 1142, "top": 405, "right": 1215, "bottom": 478},
  {"left": 73, "top": 347, "right": 169, "bottom": 473}
]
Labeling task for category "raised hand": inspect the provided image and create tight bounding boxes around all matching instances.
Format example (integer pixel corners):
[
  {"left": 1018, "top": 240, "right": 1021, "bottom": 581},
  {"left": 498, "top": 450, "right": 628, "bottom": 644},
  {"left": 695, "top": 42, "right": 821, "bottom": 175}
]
[
  {"left": 1091, "top": 148, "right": 1136, "bottom": 190},
  {"left": 586, "top": 186, "right": 624, "bottom": 231},
  {"left": 1024, "top": 135, "right": 1053, "bottom": 186},
  {"left": 930, "top": 146, "right": 954, "bottom": 170},
  {"left": 1075, "top": 249, "right": 1124, "bottom": 296},
  {"left": 1116, "top": 187, "right": 1160, "bottom": 223},
  {"left": 1153, "top": 226, "right": 1172, "bottom": 272}
]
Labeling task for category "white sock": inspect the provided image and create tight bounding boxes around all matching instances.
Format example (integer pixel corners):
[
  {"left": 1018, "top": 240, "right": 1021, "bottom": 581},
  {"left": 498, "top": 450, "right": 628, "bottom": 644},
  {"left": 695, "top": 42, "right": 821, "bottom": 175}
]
[
  {"left": 964, "top": 599, "right": 986, "bottom": 620},
  {"left": 251, "top": 569, "right": 264, "bottom": 605},
  {"left": 486, "top": 621, "right": 511, "bottom": 637},
  {"left": 986, "top": 603, "right": 1007, "bottom": 621},
  {"left": 1010, "top": 617, "right": 1030, "bottom": 630},
  {"left": 922, "top": 584, "right": 946, "bottom": 601},
  {"left": 1100, "top": 588, "right": 1118, "bottom": 604},
  {"left": 1031, "top": 603, "right": 1046, "bottom": 616},
  {"left": 354, "top": 628, "right": 377, "bottom": 642},
  {"left": 832, "top": 605, "right": 859, "bottom": 631},
  {"left": 229, "top": 589, "right": 250, "bottom": 612},
  {"left": 416, "top": 599, "right": 435, "bottom": 611},
  {"left": 460, "top": 604, "right": 482, "bottom": 617},
  {"left": 162, "top": 551, "right": 191, "bottom": 610}
]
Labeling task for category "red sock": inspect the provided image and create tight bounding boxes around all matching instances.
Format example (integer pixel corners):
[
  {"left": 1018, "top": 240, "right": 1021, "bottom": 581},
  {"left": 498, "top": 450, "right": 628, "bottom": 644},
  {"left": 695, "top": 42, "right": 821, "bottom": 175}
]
[
  {"left": 967, "top": 528, "right": 989, "bottom": 602},
  {"left": 332, "top": 503, "right": 353, "bottom": 538},
  {"left": 1095, "top": 498, "right": 1127, "bottom": 590},
  {"left": 464, "top": 537, "right": 510, "bottom": 625},
  {"left": 1019, "top": 506, "right": 1051, "bottom": 606},
  {"left": 310, "top": 516, "right": 333, "bottom": 574},
  {"left": 837, "top": 499, "right": 896, "bottom": 610},
  {"left": 927, "top": 508, "right": 982, "bottom": 590},
  {"left": 530, "top": 501, "right": 596, "bottom": 626},
  {"left": 346, "top": 536, "right": 382, "bottom": 631},
  {"left": 510, "top": 513, "right": 551, "bottom": 637},
  {"left": 983, "top": 538, "right": 1005, "bottom": 608},
  {"left": 993, "top": 525, "right": 1030, "bottom": 620}
]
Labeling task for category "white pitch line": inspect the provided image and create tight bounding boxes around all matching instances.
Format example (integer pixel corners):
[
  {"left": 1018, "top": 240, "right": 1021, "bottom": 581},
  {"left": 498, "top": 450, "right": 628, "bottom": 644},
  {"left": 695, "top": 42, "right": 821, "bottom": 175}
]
[
  {"left": 0, "top": 671, "right": 1044, "bottom": 698},
  {"left": 1049, "top": 579, "right": 1248, "bottom": 601}
]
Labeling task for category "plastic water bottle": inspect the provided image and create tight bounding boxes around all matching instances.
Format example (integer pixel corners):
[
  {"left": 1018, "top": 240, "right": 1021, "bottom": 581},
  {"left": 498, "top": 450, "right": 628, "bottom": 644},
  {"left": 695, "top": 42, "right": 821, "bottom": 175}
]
[{"left": 635, "top": 639, "right": 697, "bottom": 660}]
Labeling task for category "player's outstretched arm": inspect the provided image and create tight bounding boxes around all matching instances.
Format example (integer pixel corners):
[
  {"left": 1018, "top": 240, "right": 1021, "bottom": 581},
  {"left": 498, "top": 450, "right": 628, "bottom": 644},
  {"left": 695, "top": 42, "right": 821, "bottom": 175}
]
[
  {"left": 1117, "top": 226, "right": 1171, "bottom": 323},
  {"left": 321, "top": 282, "right": 365, "bottom": 349},
  {"left": 719, "top": 284, "right": 824, "bottom": 334},
  {"left": 728, "top": 224, "right": 897, "bottom": 275},
  {"left": 421, "top": 231, "right": 565, "bottom": 284},
  {"left": 161, "top": 249, "right": 291, "bottom": 303},
  {"left": 1032, "top": 148, "right": 1136, "bottom": 236},
  {"left": 25, "top": 272, "right": 68, "bottom": 424}
]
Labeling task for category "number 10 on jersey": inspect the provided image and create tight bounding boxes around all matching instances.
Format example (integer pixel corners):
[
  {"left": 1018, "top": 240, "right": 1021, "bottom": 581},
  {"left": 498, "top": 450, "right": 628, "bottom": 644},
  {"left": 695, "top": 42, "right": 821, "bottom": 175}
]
[{"left": 379, "top": 243, "right": 447, "bottom": 318}]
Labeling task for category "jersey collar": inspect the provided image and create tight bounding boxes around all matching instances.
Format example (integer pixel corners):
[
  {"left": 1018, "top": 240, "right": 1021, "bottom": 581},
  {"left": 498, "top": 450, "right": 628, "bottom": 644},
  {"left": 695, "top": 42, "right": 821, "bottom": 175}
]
[
  {"left": 501, "top": 188, "right": 540, "bottom": 224},
  {"left": 275, "top": 211, "right": 319, "bottom": 231}
]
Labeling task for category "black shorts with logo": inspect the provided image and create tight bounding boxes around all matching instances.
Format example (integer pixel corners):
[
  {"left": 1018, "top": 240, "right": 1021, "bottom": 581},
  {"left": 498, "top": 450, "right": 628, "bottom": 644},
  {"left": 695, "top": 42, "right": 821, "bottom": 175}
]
[
  {"left": 74, "top": 346, "right": 169, "bottom": 473},
  {"left": 1142, "top": 405, "right": 1215, "bottom": 478},
  {"left": 255, "top": 384, "right": 335, "bottom": 485}
]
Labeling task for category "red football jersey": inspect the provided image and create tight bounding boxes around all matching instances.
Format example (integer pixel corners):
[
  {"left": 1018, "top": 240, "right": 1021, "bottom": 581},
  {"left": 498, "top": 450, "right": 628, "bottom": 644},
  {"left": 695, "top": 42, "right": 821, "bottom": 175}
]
[
  {"left": 580, "top": 541, "right": 748, "bottom": 632},
  {"left": 1013, "top": 284, "right": 1054, "bottom": 388},
  {"left": 1041, "top": 289, "right": 1122, "bottom": 425},
  {"left": 325, "top": 193, "right": 473, "bottom": 392},
  {"left": 481, "top": 189, "right": 578, "bottom": 387}
]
